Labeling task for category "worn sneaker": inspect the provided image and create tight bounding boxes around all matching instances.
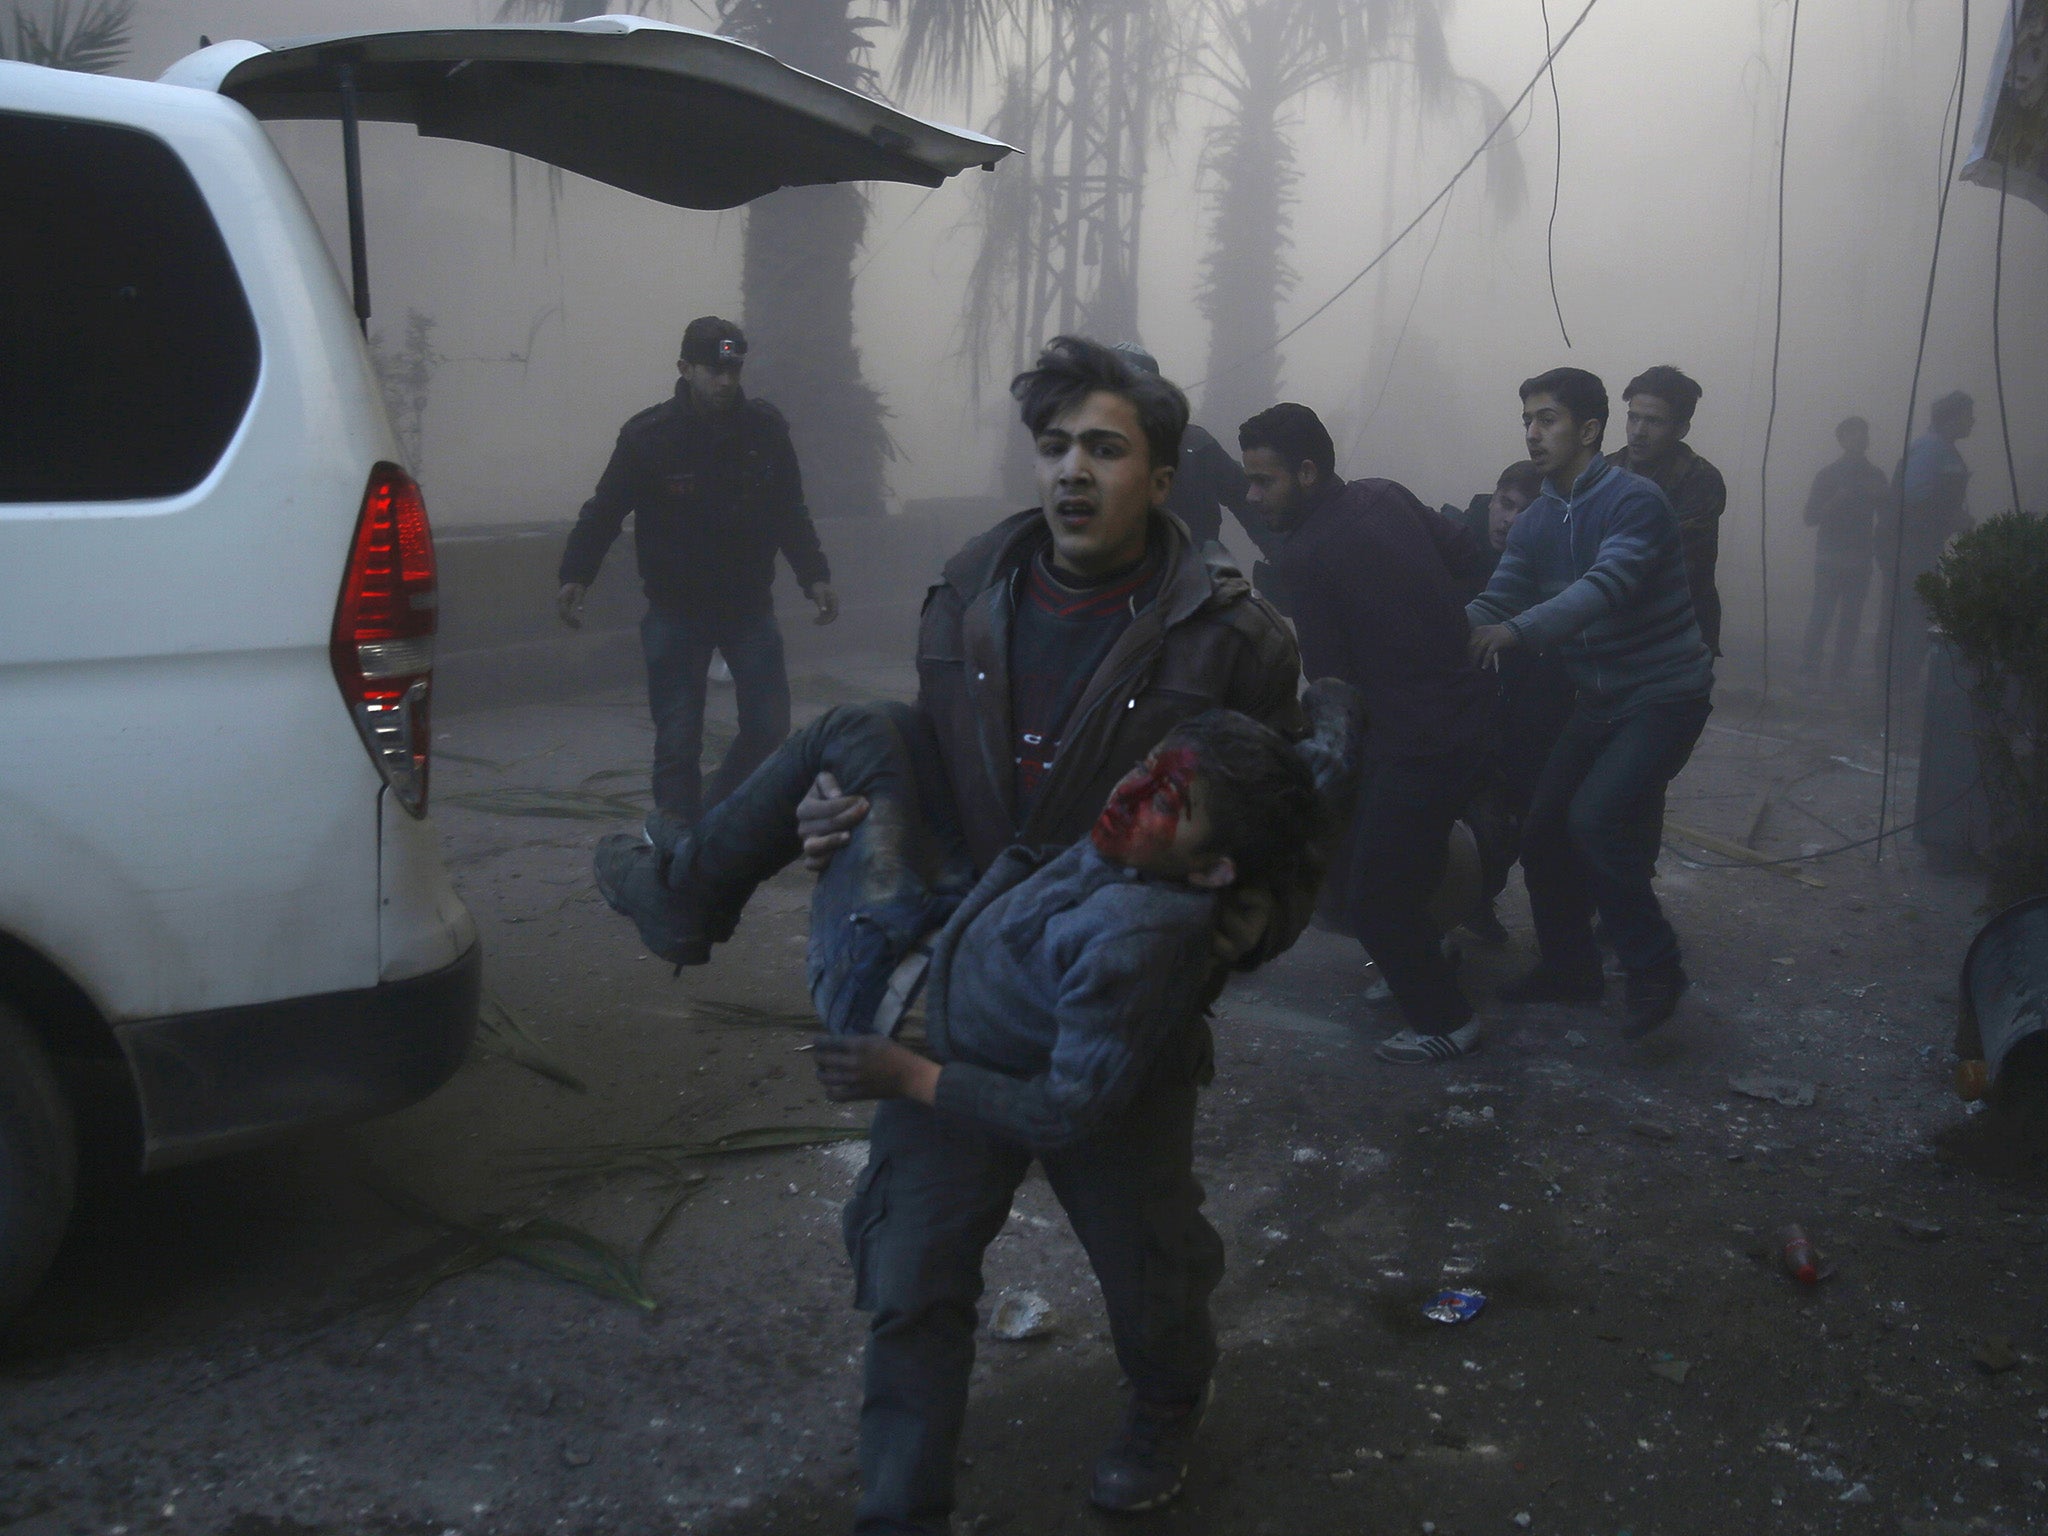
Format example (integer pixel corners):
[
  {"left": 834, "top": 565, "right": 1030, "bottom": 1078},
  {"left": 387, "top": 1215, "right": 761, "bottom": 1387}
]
[
  {"left": 593, "top": 832, "right": 710, "bottom": 967},
  {"left": 1622, "top": 961, "right": 1689, "bottom": 1039},
  {"left": 1373, "top": 1020, "right": 1482, "bottom": 1065},
  {"left": 1497, "top": 965, "right": 1606, "bottom": 1006},
  {"left": 1089, "top": 1382, "right": 1213, "bottom": 1513}
]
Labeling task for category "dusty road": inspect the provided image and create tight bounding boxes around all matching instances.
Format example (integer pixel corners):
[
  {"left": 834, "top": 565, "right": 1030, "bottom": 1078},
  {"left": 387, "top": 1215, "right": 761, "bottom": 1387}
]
[{"left": 4, "top": 655, "right": 2044, "bottom": 1536}]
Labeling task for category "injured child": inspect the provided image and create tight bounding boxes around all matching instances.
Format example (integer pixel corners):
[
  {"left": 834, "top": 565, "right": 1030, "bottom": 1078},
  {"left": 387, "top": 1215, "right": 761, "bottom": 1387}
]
[{"left": 591, "top": 683, "right": 1360, "bottom": 1527}]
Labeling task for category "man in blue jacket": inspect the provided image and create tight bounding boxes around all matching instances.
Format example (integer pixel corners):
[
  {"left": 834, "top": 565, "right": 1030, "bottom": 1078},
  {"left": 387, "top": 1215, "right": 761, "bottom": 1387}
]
[{"left": 1468, "top": 368, "right": 1714, "bottom": 1038}]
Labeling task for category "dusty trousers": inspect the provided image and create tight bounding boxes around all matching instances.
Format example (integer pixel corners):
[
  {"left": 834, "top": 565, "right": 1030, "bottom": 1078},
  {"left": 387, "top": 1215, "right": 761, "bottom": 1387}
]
[
  {"left": 1335, "top": 752, "right": 1482, "bottom": 1031},
  {"left": 1519, "top": 695, "right": 1711, "bottom": 977},
  {"left": 844, "top": 1069, "right": 1222, "bottom": 1535}
]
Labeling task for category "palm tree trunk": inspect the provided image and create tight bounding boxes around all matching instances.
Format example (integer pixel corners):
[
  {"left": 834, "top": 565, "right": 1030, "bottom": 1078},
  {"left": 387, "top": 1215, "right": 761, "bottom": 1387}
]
[
  {"left": 728, "top": 0, "right": 890, "bottom": 517},
  {"left": 1199, "top": 82, "right": 1290, "bottom": 435},
  {"left": 742, "top": 183, "right": 889, "bottom": 519}
]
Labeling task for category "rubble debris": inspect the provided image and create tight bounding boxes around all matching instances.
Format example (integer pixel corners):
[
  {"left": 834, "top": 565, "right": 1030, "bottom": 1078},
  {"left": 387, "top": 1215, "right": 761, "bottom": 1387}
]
[
  {"left": 988, "top": 1291, "right": 1056, "bottom": 1341},
  {"left": 1628, "top": 1120, "right": 1677, "bottom": 1143},
  {"left": 1971, "top": 1336, "right": 2019, "bottom": 1374},
  {"left": 1778, "top": 1224, "right": 1823, "bottom": 1285},
  {"left": 1424, "top": 1289, "right": 1486, "bottom": 1324},
  {"left": 1729, "top": 1073, "right": 1817, "bottom": 1108}
]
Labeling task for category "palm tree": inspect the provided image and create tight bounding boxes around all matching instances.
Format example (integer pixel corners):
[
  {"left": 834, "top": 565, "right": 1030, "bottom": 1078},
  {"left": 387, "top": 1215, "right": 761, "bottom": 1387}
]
[
  {"left": 1189, "top": 0, "right": 1521, "bottom": 433},
  {"left": 953, "top": 0, "right": 1181, "bottom": 390},
  {"left": 1, "top": 0, "right": 132, "bottom": 72}
]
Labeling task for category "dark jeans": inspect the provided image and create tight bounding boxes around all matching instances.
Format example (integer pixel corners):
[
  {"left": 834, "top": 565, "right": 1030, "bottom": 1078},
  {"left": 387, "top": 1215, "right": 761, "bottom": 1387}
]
[
  {"left": 640, "top": 603, "right": 791, "bottom": 820},
  {"left": 668, "top": 701, "right": 977, "bottom": 1034},
  {"left": 1802, "top": 560, "right": 1871, "bottom": 679},
  {"left": 1521, "top": 696, "right": 1711, "bottom": 978},
  {"left": 847, "top": 1082, "right": 1222, "bottom": 1534},
  {"left": 1338, "top": 751, "right": 1483, "bottom": 1032}
]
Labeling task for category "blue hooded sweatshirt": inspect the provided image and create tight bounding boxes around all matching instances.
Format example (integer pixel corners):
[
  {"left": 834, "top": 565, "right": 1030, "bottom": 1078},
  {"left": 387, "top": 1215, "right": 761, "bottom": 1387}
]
[{"left": 1467, "top": 455, "right": 1713, "bottom": 719}]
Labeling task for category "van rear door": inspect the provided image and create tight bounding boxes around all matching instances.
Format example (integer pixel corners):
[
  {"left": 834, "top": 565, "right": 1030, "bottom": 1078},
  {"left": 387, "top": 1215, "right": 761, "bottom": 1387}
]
[{"left": 159, "top": 14, "right": 1012, "bottom": 209}]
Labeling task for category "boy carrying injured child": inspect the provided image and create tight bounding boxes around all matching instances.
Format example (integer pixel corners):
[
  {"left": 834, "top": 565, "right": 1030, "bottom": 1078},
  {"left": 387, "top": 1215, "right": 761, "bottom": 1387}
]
[{"left": 593, "top": 683, "right": 1359, "bottom": 1533}]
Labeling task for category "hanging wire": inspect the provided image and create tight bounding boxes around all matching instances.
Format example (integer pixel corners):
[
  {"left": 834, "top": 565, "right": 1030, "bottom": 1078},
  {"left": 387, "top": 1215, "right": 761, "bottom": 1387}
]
[
  {"left": 1182, "top": 0, "right": 1609, "bottom": 393},
  {"left": 1876, "top": 0, "right": 1971, "bottom": 863},
  {"left": 1754, "top": 0, "right": 1803, "bottom": 709},
  {"left": 1991, "top": 0, "right": 2024, "bottom": 516},
  {"left": 1539, "top": 0, "right": 1572, "bottom": 346},
  {"left": 1351, "top": 187, "right": 1459, "bottom": 453}
]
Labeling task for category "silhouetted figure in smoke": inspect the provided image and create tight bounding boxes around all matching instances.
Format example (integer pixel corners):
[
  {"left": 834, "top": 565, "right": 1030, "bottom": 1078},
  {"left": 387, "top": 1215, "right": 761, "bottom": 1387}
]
[
  {"left": 1876, "top": 390, "right": 1976, "bottom": 689},
  {"left": 1240, "top": 403, "right": 1495, "bottom": 1065},
  {"left": 1608, "top": 365, "right": 1727, "bottom": 656},
  {"left": 556, "top": 316, "right": 838, "bottom": 822},
  {"left": 1799, "top": 415, "right": 1889, "bottom": 681},
  {"left": 1469, "top": 368, "right": 1714, "bottom": 1040},
  {"left": 1110, "top": 342, "right": 1282, "bottom": 569}
]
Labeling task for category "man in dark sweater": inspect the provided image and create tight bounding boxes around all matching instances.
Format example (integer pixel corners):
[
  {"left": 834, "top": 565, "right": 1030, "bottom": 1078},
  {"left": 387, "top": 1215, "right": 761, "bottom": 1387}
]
[
  {"left": 1800, "top": 415, "right": 1889, "bottom": 679},
  {"left": 776, "top": 337, "right": 1304, "bottom": 1530},
  {"left": 1240, "top": 402, "right": 1496, "bottom": 1064},
  {"left": 556, "top": 316, "right": 838, "bottom": 821},
  {"left": 1608, "top": 365, "right": 1727, "bottom": 656}
]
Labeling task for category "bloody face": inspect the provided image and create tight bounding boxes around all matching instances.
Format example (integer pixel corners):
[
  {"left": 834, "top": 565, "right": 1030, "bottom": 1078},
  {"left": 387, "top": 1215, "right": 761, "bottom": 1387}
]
[{"left": 1092, "top": 746, "right": 1198, "bottom": 867}]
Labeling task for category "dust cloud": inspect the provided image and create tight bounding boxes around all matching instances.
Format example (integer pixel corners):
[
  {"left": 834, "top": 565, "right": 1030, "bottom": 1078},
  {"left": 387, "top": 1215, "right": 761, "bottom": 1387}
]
[{"left": 115, "top": 0, "right": 2043, "bottom": 684}]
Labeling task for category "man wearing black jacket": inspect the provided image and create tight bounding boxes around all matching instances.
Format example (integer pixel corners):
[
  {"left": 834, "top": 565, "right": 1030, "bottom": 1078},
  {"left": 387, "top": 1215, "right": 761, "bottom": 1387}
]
[
  {"left": 557, "top": 316, "right": 838, "bottom": 822},
  {"left": 1241, "top": 402, "right": 1495, "bottom": 1064}
]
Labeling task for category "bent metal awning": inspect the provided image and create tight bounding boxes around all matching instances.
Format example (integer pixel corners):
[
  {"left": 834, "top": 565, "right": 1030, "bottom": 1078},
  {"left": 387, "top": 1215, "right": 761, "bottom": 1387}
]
[{"left": 159, "top": 14, "right": 1015, "bottom": 209}]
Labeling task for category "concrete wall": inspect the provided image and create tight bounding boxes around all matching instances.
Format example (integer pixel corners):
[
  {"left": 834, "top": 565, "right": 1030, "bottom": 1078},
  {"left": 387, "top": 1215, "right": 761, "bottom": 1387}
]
[{"left": 433, "top": 499, "right": 1011, "bottom": 714}]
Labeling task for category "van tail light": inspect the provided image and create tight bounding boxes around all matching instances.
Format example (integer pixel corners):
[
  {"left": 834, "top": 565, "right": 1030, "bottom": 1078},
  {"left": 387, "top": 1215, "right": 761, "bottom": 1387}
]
[{"left": 332, "top": 463, "right": 436, "bottom": 817}]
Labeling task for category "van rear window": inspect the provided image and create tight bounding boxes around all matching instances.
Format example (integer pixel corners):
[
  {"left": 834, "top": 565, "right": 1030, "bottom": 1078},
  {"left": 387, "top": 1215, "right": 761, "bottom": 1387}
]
[{"left": 0, "top": 111, "right": 260, "bottom": 502}]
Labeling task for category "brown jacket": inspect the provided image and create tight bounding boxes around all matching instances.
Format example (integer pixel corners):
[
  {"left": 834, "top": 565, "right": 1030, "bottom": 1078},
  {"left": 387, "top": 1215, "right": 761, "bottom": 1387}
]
[{"left": 917, "top": 506, "right": 1305, "bottom": 871}]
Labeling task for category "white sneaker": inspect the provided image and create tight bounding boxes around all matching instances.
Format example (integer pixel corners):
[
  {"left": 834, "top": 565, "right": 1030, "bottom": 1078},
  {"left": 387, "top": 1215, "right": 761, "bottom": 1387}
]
[{"left": 1373, "top": 1021, "right": 1482, "bottom": 1065}]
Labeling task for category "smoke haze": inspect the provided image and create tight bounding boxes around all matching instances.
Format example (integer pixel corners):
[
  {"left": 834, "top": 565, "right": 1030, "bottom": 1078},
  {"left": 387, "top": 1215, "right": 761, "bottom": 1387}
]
[{"left": 113, "top": 0, "right": 2047, "bottom": 685}]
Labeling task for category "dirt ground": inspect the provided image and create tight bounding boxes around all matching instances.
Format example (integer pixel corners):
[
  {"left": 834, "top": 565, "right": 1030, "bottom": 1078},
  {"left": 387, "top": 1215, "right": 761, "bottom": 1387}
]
[{"left": 4, "top": 643, "right": 2044, "bottom": 1536}]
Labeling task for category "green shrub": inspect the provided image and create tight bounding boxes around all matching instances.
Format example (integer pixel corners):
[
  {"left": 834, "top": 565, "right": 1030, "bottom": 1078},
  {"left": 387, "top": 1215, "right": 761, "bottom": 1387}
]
[{"left": 1917, "top": 510, "right": 2048, "bottom": 908}]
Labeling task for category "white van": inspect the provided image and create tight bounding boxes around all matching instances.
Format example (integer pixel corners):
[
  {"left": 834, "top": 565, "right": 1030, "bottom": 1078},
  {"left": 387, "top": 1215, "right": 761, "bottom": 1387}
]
[{"left": 0, "top": 16, "right": 1008, "bottom": 1313}]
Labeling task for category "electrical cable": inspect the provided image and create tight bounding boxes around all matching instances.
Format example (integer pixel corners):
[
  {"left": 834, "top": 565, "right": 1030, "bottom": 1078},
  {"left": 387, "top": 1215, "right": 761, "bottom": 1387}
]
[
  {"left": 1876, "top": 0, "right": 1970, "bottom": 863},
  {"left": 1182, "top": 0, "right": 1608, "bottom": 393},
  {"left": 1350, "top": 186, "right": 1459, "bottom": 453},
  {"left": 1754, "top": 0, "right": 1801, "bottom": 711},
  {"left": 1538, "top": 0, "right": 1572, "bottom": 347},
  {"left": 1992, "top": 0, "right": 2024, "bottom": 516}
]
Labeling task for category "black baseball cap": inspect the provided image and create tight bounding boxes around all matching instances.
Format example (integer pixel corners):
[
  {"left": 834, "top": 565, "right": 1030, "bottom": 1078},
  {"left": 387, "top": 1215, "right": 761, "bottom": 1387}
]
[{"left": 681, "top": 315, "right": 748, "bottom": 367}]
